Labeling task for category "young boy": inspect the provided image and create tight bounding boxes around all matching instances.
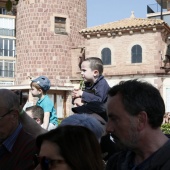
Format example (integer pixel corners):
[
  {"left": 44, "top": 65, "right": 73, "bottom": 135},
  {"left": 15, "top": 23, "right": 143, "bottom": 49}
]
[
  {"left": 30, "top": 76, "right": 58, "bottom": 130},
  {"left": 72, "top": 57, "right": 110, "bottom": 106},
  {"left": 26, "top": 105, "right": 44, "bottom": 126}
]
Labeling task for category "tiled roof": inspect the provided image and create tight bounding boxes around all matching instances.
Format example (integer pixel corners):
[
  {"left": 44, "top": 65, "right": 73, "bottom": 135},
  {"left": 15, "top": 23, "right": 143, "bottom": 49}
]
[{"left": 80, "top": 17, "right": 170, "bottom": 34}]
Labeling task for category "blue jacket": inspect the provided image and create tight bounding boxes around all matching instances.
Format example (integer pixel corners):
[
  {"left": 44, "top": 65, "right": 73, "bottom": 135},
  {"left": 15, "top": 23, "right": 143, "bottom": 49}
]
[{"left": 82, "top": 75, "right": 110, "bottom": 103}]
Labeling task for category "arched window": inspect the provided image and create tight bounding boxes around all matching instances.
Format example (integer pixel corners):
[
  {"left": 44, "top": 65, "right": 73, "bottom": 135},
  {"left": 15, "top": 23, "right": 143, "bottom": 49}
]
[
  {"left": 101, "top": 48, "right": 111, "bottom": 65},
  {"left": 131, "top": 45, "right": 142, "bottom": 63}
]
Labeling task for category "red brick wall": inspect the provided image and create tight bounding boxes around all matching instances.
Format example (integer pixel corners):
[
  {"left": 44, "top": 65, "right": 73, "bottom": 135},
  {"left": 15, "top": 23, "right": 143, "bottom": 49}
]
[{"left": 15, "top": 0, "right": 86, "bottom": 86}]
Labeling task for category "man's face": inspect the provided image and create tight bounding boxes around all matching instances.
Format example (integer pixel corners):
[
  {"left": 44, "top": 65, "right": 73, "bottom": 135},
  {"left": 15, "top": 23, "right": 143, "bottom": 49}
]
[
  {"left": 81, "top": 61, "right": 96, "bottom": 83},
  {"left": 0, "top": 107, "right": 18, "bottom": 141},
  {"left": 106, "top": 94, "right": 139, "bottom": 148}
]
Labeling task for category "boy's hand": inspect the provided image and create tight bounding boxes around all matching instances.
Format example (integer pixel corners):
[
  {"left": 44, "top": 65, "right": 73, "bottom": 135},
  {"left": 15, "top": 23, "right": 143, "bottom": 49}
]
[
  {"left": 73, "top": 97, "right": 84, "bottom": 106},
  {"left": 72, "top": 89, "right": 83, "bottom": 98}
]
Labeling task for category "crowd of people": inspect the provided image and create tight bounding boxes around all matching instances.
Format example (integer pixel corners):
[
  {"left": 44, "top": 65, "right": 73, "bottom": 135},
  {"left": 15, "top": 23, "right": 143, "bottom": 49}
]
[{"left": 0, "top": 57, "right": 170, "bottom": 170}]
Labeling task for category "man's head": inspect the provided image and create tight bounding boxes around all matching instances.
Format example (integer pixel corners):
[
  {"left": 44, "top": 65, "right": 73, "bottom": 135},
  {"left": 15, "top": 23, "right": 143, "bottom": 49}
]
[
  {"left": 26, "top": 105, "right": 44, "bottom": 125},
  {"left": 60, "top": 114, "right": 105, "bottom": 142},
  {"left": 81, "top": 57, "right": 103, "bottom": 83},
  {"left": 106, "top": 79, "right": 165, "bottom": 148},
  {"left": 30, "top": 76, "right": 50, "bottom": 96},
  {"left": 0, "top": 89, "right": 20, "bottom": 141}
]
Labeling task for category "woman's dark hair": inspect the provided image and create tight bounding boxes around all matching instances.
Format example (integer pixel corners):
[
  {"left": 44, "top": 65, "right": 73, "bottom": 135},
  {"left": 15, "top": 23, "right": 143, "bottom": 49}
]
[
  {"left": 108, "top": 79, "right": 165, "bottom": 128},
  {"left": 36, "top": 125, "right": 104, "bottom": 170}
]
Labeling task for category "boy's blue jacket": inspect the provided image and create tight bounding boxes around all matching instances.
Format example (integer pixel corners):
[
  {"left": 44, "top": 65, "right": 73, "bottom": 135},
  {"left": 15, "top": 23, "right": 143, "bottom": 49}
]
[{"left": 82, "top": 75, "right": 110, "bottom": 103}]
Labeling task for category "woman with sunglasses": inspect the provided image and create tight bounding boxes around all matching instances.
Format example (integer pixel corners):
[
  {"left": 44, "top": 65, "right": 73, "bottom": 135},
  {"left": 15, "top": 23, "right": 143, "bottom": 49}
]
[{"left": 35, "top": 125, "right": 104, "bottom": 170}]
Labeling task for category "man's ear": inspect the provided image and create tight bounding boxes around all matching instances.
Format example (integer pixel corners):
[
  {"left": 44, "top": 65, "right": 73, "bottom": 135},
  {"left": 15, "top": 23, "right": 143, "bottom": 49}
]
[
  {"left": 36, "top": 118, "right": 41, "bottom": 124},
  {"left": 137, "top": 111, "right": 147, "bottom": 131}
]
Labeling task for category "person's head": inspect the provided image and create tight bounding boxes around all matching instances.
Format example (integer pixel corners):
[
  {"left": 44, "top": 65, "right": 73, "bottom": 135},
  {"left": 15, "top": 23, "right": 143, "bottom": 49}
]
[
  {"left": 26, "top": 105, "right": 44, "bottom": 125},
  {"left": 0, "top": 89, "right": 20, "bottom": 142},
  {"left": 106, "top": 79, "right": 165, "bottom": 149},
  {"left": 30, "top": 76, "right": 50, "bottom": 96},
  {"left": 72, "top": 101, "right": 107, "bottom": 135},
  {"left": 35, "top": 125, "right": 103, "bottom": 170},
  {"left": 81, "top": 57, "right": 103, "bottom": 83},
  {"left": 60, "top": 114, "right": 105, "bottom": 142}
]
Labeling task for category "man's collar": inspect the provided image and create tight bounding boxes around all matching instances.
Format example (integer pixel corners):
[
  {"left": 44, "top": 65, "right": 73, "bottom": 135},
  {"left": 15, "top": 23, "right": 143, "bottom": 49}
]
[{"left": 2, "top": 123, "right": 22, "bottom": 152}]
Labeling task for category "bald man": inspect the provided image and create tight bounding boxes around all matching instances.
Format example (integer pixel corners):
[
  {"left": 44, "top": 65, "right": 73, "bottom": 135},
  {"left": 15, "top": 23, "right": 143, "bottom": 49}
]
[{"left": 0, "top": 89, "right": 37, "bottom": 170}]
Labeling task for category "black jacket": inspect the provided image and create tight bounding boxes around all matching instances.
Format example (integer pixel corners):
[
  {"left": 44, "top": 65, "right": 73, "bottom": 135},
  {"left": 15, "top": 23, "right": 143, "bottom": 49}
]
[{"left": 106, "top": 140, "right": 170, "bottom": 170}]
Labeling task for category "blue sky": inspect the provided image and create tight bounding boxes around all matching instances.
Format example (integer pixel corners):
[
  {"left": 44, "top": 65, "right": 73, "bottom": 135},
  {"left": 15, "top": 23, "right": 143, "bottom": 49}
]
[{"left": 87, "top": 0, "right": 157, "bottom": 27}]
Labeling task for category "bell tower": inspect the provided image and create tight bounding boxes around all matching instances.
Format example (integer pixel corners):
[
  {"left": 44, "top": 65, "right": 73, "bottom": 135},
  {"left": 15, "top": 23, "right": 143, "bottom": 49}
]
[{"left": 15, "top": 0, "right": 86, "bottom": 85}]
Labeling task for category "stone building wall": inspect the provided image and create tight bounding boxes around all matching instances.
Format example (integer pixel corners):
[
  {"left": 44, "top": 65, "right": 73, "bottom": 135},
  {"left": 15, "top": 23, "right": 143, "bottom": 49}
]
[{"left": 84, "top": 30, "right": 167, "bottom": 78}]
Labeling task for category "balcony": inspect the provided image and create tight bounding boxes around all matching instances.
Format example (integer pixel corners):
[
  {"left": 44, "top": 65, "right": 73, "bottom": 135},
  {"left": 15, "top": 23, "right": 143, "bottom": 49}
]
[
  {"left": 0, "top": 28, "right": 15, "bottom": 36},
  {"left": 147, "top": 3, "right": 170, "bottom": 26}
]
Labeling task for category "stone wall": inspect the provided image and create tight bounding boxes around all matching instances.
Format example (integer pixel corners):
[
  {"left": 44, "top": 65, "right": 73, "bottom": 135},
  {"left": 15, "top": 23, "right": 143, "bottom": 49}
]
[{"left": 84, "top": 30, "right": 167, "bottom": 77}]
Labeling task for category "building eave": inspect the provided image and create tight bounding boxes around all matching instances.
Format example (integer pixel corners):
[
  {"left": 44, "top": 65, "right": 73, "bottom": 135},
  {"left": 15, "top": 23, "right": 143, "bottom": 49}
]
[{"left": 0, "top": 85, "right": 74, "bottom": 91}]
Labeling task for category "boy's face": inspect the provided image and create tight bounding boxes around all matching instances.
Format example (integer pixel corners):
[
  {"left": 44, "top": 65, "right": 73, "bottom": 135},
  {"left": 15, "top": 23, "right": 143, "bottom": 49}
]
[
  {"left": 31, "top": 86, "right": 41, "bottom": 97},
  {"left": 81, "top": 61, "right": 97, "bottom": 83}
]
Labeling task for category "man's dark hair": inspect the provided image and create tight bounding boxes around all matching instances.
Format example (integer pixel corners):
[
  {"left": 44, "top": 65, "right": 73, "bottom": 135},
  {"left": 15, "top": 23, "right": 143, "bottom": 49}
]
[{"left": 108, "top": 79, "right": 165, "bottom": 128}]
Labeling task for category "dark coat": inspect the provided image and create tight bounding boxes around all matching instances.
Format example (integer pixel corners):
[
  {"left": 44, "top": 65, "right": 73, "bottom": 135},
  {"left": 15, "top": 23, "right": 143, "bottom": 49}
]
[
  {"left": 106, "top": 140, "right": 170, "bottom": 170},
  {"left": 82, "top": 75, "right": 110, "bottom": 103},
  {"left": 0, "top": 128, "right": 38, "bottom": 170}
]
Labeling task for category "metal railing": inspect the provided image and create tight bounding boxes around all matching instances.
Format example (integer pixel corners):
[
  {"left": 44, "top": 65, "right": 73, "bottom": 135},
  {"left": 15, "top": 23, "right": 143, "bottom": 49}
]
[
  {"left": 0, "top": 28, "right": 15, "bottom": 37},
  {"left": 147, "top": 3, "right": 167, "bottom": 14}
]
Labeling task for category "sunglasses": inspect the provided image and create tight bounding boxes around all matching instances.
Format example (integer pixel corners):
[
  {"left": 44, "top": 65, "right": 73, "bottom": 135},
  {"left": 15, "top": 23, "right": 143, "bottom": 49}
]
[{"left": 34, "top": 154, "right": 65, "bottom": 170}]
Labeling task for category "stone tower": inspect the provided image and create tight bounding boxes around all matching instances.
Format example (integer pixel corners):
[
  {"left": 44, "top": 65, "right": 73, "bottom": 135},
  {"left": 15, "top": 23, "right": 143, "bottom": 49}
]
[{"left": 15, "top": 0, "right": 86, "bottom": 85}]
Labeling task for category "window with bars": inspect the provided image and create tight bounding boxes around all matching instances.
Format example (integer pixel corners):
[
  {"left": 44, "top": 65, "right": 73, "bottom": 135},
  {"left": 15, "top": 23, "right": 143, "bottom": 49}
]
[
  {"left": 101, "top": 48, "right": 111, "bottom": 65},
  {"left": 0, "top": 60, "right": 15, "bottom": 78},
  {"left": 54, "top": 17, "right": 66, "bottom": 34},
  {"left": 0, "top": 38, "right": 15, "bottom": 57},
  {"left": 131, "top": 45, "right": 142, "bottom": 63}
]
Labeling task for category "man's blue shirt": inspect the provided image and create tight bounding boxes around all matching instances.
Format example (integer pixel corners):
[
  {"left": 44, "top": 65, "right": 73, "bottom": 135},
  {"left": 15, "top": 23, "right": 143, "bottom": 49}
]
[{"left": 0, "top": 123, "right": 22, "bottom": 156}]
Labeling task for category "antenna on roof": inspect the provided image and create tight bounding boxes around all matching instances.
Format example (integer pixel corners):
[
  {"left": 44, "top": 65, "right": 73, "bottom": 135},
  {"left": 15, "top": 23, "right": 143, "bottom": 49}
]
[{"left": 130, "top": 11, "right": 135, "bottom": 18}]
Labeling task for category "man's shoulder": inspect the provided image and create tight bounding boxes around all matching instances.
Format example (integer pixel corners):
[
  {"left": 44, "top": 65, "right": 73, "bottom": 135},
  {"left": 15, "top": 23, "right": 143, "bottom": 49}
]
[
  {"left": 106, "top": 150, "right": 130, "bottom": 170},
  {"left": 16, "top": 128, "right": 36, "bottom": 145},
  {"left": 1, "top": 128, "right": 38, "bottom": 170}
]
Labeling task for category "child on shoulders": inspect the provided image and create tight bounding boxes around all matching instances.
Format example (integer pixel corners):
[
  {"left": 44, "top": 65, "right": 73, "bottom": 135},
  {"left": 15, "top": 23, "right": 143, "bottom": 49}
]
[
  {"left": 72, "top": 57, "right": 110, "bottom": 106},
  {"left": 30, "top": 76, "right": 58, "bottom": 130}
]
